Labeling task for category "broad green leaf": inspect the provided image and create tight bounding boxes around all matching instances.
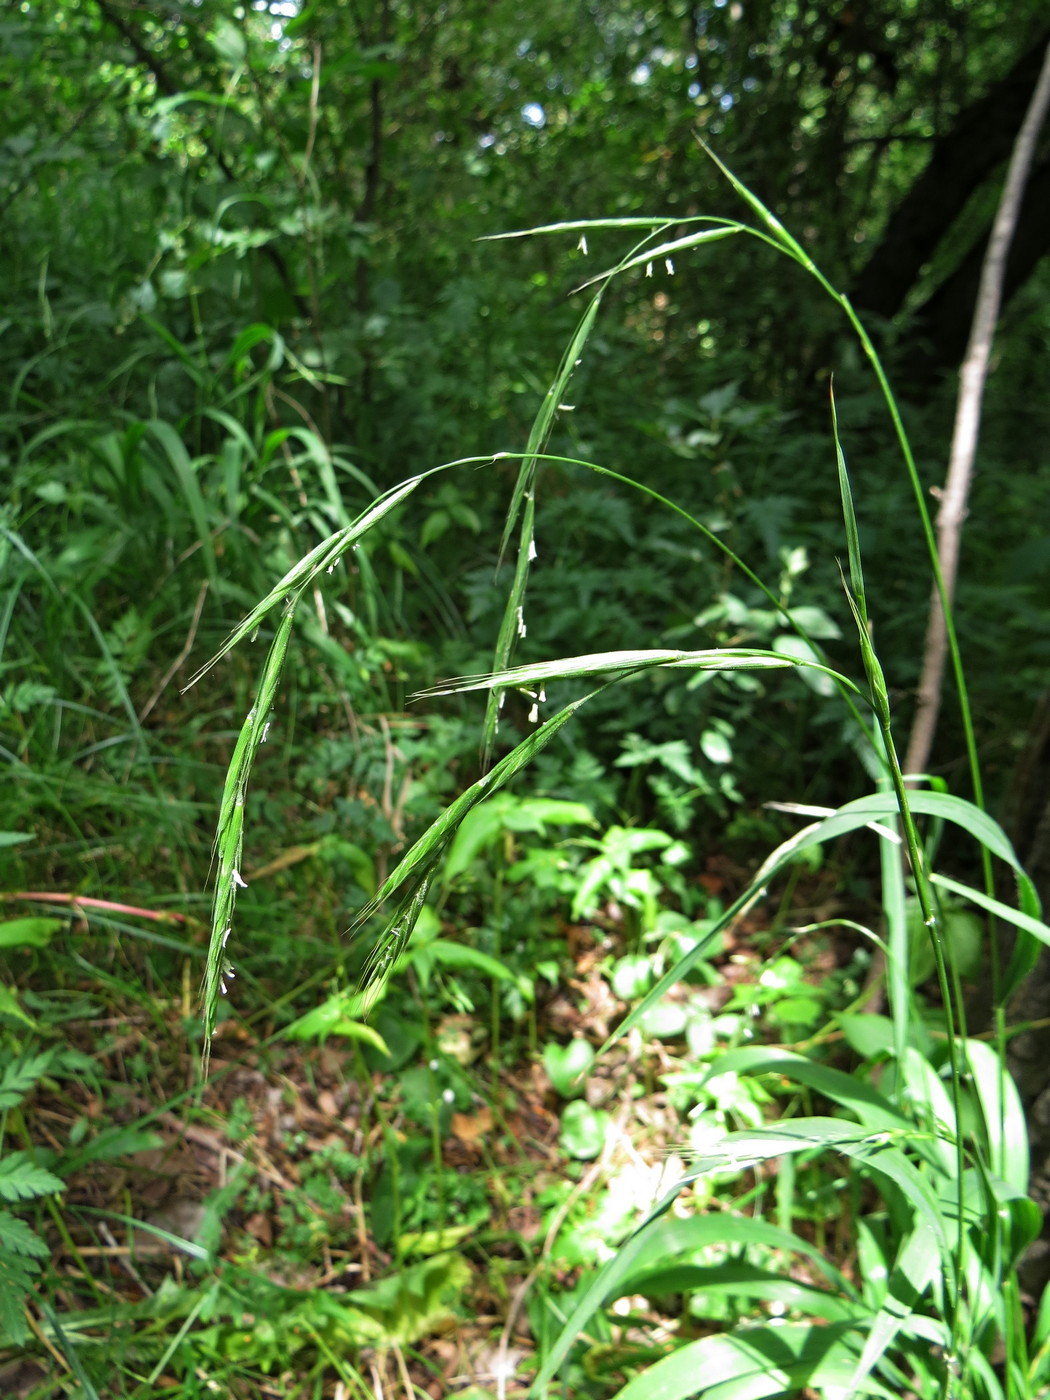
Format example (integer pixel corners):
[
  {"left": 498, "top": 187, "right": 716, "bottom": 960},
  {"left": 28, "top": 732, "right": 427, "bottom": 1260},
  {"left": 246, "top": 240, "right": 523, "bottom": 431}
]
[
  {"left": 531, "top": 1120, "right": 910, "bottom": 1395},
  {"left": 837, "top": 1013, "right": 896, "bottom": 1061},
  {"left": 962, "top": 1037, "right": 1028, "bottom": 1193},
  {"left": 932, "top": 870, "right": 1050, "bottom": 948},
  {"left": 543, "top": 1039, "right": 595, "bottom": 1098},
  {"left": 428, "top": 940, "right": 513, "bottom": 981},
  {"left": 443, "top": 793, "right": 593, "bottom": 882},
  {"left": 844, "top": 1220, "right": 940, "bottom": 1398},
  {"left": 695, "top": 1047, "right": 909, "bottom": 1135},
  {"left": 617, "top": 1214, "right": 857, "bottom": 1300},
  {"left": 855, "top": 1218, "right": 890, "bottom": 1309},
  {"left": 786, "top": 605, "right": 841, "bottom": 640},
  {"left": 610, "top": 954, "right": 653, "bottom": 1001},
  {"left": 682, "top": 1124, "right": 955, "bottom": 1302},
  {"left": 772, "top": 635, "right": 836, "bottom": 695},
  {"left": 500, "top": 798, "right": 596, "bottom": 832},
  {"left": 622, "top": 1260, "right": 860, "bottom": 1324},
  {"left": 1031, "top": 1272, "right": 1050, "bottom": 1353},
  {"left": 209, "top": 17, "right": 247, "bottom": 64},
  {"left": 282, "top": 992, "right": 391, "bottom": 1053},
  {"left": 877, "top": 802, "right": 911, "bottom": 1072},
  {"left": 608, "top": 789, "right": 1034, "bottom": 1065},
  {"left": 559, "top": 1101, "right": 610, "bottom": 1160},
  {"left": 442, "top": 800, "right": 516, "bottom": 881},
  {"left": 0, "top": 918, "right": 61, "bottom": 949},
  {"left": 907, "top": 897, "right": 983, "bottom": 984},
  {"left": 843, "top": 792, "right": 1031, "bottom": 879},
  {"left": 397, "top": 1223, "right": 476, "bottom": 1257},
  {"left": 897, "top": 1046, "right": 956, "bottom": 1176},
  {"left": 608, "top": 1323, "right": 894, "bottom": 1400},
  {"left": 638, "top": 999, "right": 688, "bottom": 1038},
  {"left": 681, "top": 1118, "right": 887, "bottom": 1172}
]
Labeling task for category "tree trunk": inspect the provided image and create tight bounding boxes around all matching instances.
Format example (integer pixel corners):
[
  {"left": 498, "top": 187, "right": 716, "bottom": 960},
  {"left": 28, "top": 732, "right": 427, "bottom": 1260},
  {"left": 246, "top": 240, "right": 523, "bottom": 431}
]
[{"left": 851, "top": 28, "right": 1050, "bottom": 324}]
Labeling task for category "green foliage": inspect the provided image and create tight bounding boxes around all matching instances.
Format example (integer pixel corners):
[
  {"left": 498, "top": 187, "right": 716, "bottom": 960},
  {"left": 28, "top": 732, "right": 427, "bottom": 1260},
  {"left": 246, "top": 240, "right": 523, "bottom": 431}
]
[
  {"left": 543, "top": 1038, "right": 595, "bottom": 1098},
  {"left": 559, "top": 1101, "right": 611, "bottom": 1162},
  {"left": 194, "top": 172, "right": 1049, "bottom": 1399},
  {"left": 0, "top": 921, "right": 66, "bottom": 1348},
  {"left": 4, "top": 3, "right": 1050, "bottom": 1393}
]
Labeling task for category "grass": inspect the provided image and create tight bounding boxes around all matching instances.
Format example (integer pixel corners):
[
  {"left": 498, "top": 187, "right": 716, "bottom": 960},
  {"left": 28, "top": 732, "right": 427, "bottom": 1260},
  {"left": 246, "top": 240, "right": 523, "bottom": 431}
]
[{"left": 4, "top": 164, "right": 1050, "bottom": 1399}]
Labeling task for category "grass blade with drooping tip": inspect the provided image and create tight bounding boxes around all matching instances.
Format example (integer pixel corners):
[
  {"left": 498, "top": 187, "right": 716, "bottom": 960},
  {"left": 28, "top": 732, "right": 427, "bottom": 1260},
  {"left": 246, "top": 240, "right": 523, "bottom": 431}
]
[
  {"left": 571, "top": 224, "right": 741, "bottom": 293},
  {"left": 182, "top": 473, "right": 425, "bottom": 691},
  {"left": 421, "top": 647, "right": 856, "bottom": 699},
  {"left": 201, "top": 603, "right": 296, "bottom": 1061},
  {"left": 351, "top": 688, "right": 606, "bottom": 961}
]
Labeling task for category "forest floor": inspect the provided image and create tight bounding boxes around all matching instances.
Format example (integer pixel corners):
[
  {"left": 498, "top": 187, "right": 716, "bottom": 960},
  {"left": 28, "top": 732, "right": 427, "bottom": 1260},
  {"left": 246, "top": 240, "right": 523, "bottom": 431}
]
[{"left": 6, "top": 855, "right": 860, "bottom": 1398}]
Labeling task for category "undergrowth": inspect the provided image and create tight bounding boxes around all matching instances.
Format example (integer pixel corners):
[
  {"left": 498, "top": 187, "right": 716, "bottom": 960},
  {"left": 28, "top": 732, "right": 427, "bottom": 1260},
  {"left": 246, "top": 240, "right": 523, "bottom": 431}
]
[{"left": 3, "top": 164, "right": 1050, "bottom": 1400}]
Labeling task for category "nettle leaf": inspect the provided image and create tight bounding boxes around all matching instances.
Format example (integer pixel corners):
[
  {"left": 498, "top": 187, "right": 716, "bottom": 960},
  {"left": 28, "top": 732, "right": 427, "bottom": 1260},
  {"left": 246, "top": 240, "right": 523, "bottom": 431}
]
[
  {"left": 0, "top": 1210, "right": 49, "bottom": 1259},
  {"left": 0, "top": 1152, "right": 64, "bottom": 1204},
  {"left": 345, "top": 1252, "right": 471, "bottom": 1346},
  {"left": 0, "top": 1051, "right": 56, "bottom": 1110},
  {"left": 0, "top": 1250, "right": 35, "bottom": 1346}
]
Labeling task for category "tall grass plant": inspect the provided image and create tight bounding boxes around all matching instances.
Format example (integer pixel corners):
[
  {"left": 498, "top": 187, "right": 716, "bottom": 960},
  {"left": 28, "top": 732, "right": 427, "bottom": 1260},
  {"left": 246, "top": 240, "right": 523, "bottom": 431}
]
[{"left": 190, "top": 166, "right": 1050, "bottom": 1397}]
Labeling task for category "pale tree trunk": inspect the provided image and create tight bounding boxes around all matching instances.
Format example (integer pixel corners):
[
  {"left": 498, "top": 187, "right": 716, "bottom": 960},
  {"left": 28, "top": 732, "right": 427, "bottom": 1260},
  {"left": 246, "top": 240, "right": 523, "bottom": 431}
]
[{"left": 903, "top": 40, "right": 1050, "bottom": 782}]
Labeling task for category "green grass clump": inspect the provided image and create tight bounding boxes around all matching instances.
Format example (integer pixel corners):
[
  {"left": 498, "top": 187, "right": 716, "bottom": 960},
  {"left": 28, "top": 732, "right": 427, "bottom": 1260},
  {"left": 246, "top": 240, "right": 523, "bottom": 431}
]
[{"left": 184, "top": 163, "right": 1050, "bottom": 1400}]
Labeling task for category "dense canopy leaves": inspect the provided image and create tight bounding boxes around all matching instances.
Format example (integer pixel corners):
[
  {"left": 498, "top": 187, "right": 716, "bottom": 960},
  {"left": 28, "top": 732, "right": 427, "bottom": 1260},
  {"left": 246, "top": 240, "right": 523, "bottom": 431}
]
[
  {"left": 3, "top": 1, "right": 1049, "bottom": 807},
  {"left": 5, "top": 2, "right": 1049, "bottom": 437}
]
